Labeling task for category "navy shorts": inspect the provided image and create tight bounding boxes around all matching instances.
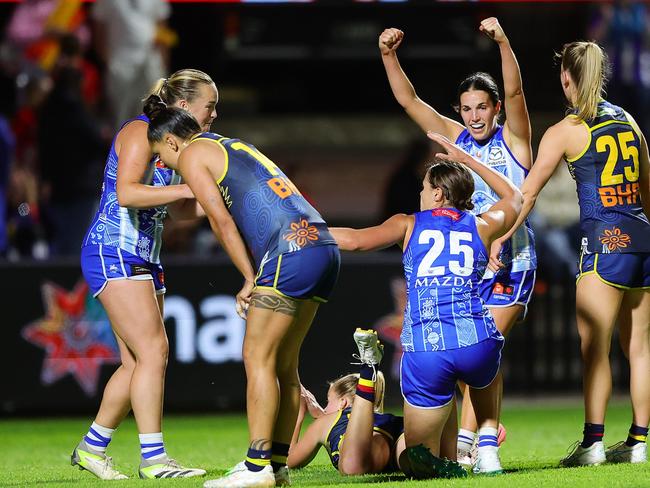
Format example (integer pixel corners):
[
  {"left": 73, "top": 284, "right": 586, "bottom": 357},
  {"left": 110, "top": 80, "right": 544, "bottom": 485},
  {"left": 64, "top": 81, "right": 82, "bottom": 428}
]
[
  {"left": 400, "top": 337, "right": 504, "bottom": 408},
  {"left": 81, "top": 245, "right": 166, "bottom": 297},
  {"left": 480, "top": 267, "right": 536, "bottom": 315},
  {"left": 254, "top": 244, "right": 340, "bottom": 302},
  {"left": 578, "top": 252, "right": 650, "bottom": 289}
]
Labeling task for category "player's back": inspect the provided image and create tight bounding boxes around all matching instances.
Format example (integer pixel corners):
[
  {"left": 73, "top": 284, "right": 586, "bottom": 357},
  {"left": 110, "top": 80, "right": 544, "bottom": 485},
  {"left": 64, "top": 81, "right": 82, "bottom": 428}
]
[
  {"left": 191, "top": 132, "right": 335, "bottom": 267},
  {"left": 567, "top": 100, "right": 650, "bottom": 253},
  {"left": 401, "top": 208, "right": 499, "bottom": 352}
]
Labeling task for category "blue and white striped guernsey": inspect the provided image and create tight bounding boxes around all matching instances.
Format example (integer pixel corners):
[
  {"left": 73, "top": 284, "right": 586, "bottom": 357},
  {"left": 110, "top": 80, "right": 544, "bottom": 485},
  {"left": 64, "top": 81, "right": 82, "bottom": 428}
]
[
  {"left": 455, "top": 125, "right": 536, "bottom": 273},
  {"left": 82, "top": 115, "right": 181, "bottom": 264},
  {"left": 401, "top": 208, "right": 502, "bottom": 352}
]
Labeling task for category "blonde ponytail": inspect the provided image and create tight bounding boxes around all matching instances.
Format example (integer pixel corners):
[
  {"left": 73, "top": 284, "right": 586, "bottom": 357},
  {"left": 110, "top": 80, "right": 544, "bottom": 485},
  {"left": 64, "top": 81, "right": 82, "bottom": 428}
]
[
  {"left": 329, "top": 370, "right": 387, "bottom": 414},
  {"left": 144, "top": 69, "right": 214, "bottom": 105},
  {"left": 561, "top": 41, "right": 610, "bottom": 121}
]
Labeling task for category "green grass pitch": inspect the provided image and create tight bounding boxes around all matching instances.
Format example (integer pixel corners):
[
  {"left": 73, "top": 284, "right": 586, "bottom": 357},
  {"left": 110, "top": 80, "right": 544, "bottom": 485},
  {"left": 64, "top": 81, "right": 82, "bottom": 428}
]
[{"left": 1, "top": 401, "right": 649, "bottom": 487}]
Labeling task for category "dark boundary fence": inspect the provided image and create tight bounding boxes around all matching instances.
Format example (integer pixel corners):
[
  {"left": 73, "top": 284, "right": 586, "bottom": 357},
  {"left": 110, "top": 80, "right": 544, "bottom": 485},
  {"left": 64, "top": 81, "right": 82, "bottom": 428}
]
[{"left": 0, "top": 254, "right": 629, "bottom": 415}]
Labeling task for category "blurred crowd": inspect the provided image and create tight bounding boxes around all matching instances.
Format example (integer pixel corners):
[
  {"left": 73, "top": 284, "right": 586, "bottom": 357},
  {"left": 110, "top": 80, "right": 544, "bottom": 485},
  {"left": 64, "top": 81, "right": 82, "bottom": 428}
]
[{"left": 0, "top": 0, "right": 649, "bottom": 277}]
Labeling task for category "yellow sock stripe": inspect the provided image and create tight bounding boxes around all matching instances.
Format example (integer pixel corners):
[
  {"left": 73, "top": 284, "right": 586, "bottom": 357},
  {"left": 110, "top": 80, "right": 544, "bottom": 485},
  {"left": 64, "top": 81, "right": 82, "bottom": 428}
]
[
  {"left": 629, "top": 433, "right": 647, "bottom": 442},
  {"left": 358, "top": 378, "right": 375, "bottom": 388},
  {"left": 246, "top": 457, "right": 270, "bottom": 467},
  {"left": 271, "top": 454, "right": 288, "bottom": 463}
]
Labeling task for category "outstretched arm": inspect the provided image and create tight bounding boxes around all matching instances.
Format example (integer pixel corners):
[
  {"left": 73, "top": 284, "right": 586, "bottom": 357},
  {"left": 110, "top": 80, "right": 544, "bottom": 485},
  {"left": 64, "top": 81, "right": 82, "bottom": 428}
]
[
  {"left": 330, "top": 214, "right": 412, "bottom": 252},
  {"left": 178, "top": 143, "right": 256, "bottom": 318},
  {"left": 481, "top": 17, "right": 532, "bottom": 167},
  {"left": 428, "top": 132, "right": 522, "bottom": 246},
  {"left": 379, "top": 28, "right": 464, "bottom": 141},
  {"left": 288, "top": 415, "right": 326, "bottom": 470}
]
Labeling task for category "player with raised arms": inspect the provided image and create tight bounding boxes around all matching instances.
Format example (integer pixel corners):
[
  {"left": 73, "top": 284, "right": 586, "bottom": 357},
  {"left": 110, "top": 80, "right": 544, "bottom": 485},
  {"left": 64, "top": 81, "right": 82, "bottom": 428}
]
[
  {"left": 499, "top": 41, "right": 650, "bottom": 467},
  {"left": 71, "top": 69, "right": 217, "bottom": 480},
  {"left": 379, "top": 18, "right": 535, "bottom": 462},
  {"left": 330, "top": 132, "right": 523, "bottom": 475},
  {"left": 144, "top": 97, "right": 340, "bottom": 488}
]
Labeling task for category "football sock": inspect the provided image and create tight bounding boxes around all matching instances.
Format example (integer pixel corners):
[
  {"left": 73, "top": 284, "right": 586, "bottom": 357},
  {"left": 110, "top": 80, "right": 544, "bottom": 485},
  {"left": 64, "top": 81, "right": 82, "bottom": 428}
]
[
  {"left": 626, "top": 424, "right": 648, "bottom": 447},
  {"left": 458, "top": 429, "right": 476, "bottom": 453},
  {"left": 477, "top": 427, "right": 498, "bottom": 449},
  {"left": 581, "top": 423, "right": 604, "bottom": 448},
  {"left": 139, "top": 432, "right": 167, "bottom": 461},
  {"left": 83, "top": 422, "right": 115, "bottom": 454},
  {"left": 245, "top": 447, "right": 271, "bottom": 472},
  {"left": 355, "top": 364, "right": 375, "bottom": 403},
  {"left": 271, "top": 442, "right": 290, "bottom": 472}
]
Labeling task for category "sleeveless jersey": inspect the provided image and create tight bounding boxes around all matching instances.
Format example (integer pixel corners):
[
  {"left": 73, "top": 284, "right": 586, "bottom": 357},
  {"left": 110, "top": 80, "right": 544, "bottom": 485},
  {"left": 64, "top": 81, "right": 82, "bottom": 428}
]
[
  {"left": 456, "top": 125, "right": 536, "bottom": 272},
  {"left": 566, "top": 101, "right": 650, "bottom": 253},
  {"left": 325, "top": 407, "right": 404, "bottom": 469},
  {"left": 82, "top": 115, "right": 180, "bottom": 264},
  {"left": 190, "top": 132, "right": 335, "bottom": 268},
  {"left": 401, "top": 208, "right": 500, "bottom": 352}
]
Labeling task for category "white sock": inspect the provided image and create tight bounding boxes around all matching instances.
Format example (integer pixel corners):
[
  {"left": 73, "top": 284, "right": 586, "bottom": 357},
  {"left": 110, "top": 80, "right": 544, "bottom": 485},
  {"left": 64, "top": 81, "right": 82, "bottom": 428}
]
[
  {"left": 139, "top": 432, "right": 167, "bottom": 461},
  {"left": 457, "top": 428, "right": 476, "bottom": 453},
  {"left": 478, "top": 426, "right": 499, "bottom": 449},
  {"left": 83, "top": 422, "right": 115, "bottom": 454}
]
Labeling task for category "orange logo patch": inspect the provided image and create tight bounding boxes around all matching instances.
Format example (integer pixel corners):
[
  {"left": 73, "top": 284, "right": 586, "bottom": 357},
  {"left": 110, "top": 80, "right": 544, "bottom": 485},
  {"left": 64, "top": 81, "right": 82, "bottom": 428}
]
[
  {"left": 599, "top": 226, "right": 631, "bottom": 252},
  {"left": 283, "top": 219, "right": 320, "bottom": 248}
]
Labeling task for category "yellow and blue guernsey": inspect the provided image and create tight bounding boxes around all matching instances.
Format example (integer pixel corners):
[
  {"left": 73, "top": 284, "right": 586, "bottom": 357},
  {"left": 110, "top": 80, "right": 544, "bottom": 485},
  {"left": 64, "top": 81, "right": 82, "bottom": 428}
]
[
  {"left": 325, "top": 407, "right": 404, "bottom": 469},
  {"left": 190, "top": 132, "right": 336, "bottom": 269},
  {"left": 456, "top": 125, "right": 536, "bottom": 273},
  {"left": 567, "top": 101, "right": 650, "bottom": 254},
  {"left": 401, "top": 208, "right": 501, "bottom": 352},
  {"left": 82, "top": 114, "right": 180, "bottom": 264}
]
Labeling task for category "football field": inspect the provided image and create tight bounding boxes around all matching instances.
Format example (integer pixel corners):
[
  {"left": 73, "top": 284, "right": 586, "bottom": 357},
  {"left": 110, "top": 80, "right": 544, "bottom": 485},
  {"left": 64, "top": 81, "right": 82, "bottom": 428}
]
[{"left": 2, "top": 401, "right": 649, "bottom": 487}]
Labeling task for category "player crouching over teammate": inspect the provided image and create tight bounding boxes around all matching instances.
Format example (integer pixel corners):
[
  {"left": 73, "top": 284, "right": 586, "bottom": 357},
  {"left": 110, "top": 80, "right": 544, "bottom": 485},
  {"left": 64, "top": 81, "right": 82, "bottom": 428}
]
[{"left": 329, "top": 132, "right": 523, "bottom": 476}]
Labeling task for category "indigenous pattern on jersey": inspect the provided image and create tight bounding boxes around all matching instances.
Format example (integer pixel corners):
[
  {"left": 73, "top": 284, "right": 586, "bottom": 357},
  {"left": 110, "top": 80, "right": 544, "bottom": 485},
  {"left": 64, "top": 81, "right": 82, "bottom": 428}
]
[
  {"left": 190, "top": 132, "right": 335, "bottom": 268},
  {"left": 456, "top": 125, "right": 536, "bottom": 272},
  {"left": 82, "top": 115, "right": 180, "bottom": 264},
  {"left": 401, "top": 208, "right": 499, "bottom": 352},
  {"left": 325, "top": 407, "right": 404, "bottom": 469},
  {"left": 566, "top": 101, "right": 650, "bottom": 253}
]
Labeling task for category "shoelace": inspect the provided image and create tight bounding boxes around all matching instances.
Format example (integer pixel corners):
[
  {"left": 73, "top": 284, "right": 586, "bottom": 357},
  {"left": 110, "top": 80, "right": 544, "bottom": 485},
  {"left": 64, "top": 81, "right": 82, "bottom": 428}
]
[
  {"left": 563, "top": 440, "right": 582, "bottom": 458},
  {"left": 350, "top": 354, "right": 378, "bottom": 380},
  {"left": 101, "top": 456, "right": 119, "bottom": 476}
]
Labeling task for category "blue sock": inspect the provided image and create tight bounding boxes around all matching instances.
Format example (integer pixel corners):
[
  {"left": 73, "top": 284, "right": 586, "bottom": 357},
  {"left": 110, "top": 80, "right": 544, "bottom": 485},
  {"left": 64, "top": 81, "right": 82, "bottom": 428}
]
[
  {"left": 83, "top": 422, "right": 114, "bottom": 454},
  {"left": 626, "top": 424, "right": 648, "bottom": 447},
  {"left": 139, "top": 432, "right": 167, "bottom": 461},
  {"left": 271, "top": 442, "right": 289, "bottom": 472},
  {"left": 356, "top": 364, "right": 376, "bottom": 403},
  {"left": 478, "top": 427, "right": 498, "bottom": 448},
  {"left": 245, "top": 447, "right": 271, "bottom": 472},
  {"left": 581, "top": 423, "right": 604, "bottom": 448}
]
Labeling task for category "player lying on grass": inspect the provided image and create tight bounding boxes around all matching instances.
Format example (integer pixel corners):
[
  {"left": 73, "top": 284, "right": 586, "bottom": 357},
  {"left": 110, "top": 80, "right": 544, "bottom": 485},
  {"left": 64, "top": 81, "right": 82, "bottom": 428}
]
[
  {"left": 288, "top": 329, "right": 465, "bottom": 479},
  {"left": 329, "top": 133, "right": 523, "bottom": 475}
]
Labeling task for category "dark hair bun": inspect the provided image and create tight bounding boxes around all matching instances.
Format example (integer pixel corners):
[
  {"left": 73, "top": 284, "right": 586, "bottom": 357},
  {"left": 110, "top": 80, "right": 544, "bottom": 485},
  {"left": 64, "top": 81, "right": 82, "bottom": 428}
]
[{"left": 143, "top": 94, "right": 167, "bottom": 120}]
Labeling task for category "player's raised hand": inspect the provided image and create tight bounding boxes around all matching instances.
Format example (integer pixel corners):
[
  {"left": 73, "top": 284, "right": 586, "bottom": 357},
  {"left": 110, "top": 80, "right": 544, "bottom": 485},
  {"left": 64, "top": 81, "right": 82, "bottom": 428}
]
[
  {"left": 300, "top": 385, "right": 325, "bottom": 418},
  {"left": 379, "top": 28, "right": 404, "bottom": 55},
  {"left": 427, "top": 132, "right": 472, "bottom": 164},
  {"left": 480, "top": 17, "right": 508, "bottom": 44}
]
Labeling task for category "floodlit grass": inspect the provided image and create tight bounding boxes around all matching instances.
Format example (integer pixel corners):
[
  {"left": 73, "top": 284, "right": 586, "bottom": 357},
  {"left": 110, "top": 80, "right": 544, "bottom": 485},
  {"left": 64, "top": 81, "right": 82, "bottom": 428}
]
[{"left": 1, "top": 401, "right": 649, "bottom": 487}]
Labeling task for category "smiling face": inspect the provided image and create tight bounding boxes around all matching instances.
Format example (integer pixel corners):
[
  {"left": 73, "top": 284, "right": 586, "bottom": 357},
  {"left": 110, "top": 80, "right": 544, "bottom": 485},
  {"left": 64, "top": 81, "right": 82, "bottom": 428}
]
[
  {"left": 174, "top": 83, "right": 218, "bottom": 132},
  {"left": 459, "top": 89, "right": 501, "bottom": 142}
]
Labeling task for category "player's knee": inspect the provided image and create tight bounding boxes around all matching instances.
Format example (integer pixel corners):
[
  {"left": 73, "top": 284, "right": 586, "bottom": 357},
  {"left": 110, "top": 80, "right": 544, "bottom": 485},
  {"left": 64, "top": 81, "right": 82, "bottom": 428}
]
[{"left": 135, "top": 335, "right": 169, "bottom": 367}]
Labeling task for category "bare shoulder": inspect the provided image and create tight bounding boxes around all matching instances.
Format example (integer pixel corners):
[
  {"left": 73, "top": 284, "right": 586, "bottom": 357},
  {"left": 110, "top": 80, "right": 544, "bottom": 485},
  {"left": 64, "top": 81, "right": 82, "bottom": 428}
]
[
  {"left": 179, "top": 140, "right": 221, "bottom": 174},
  {"left": 117, "top": 119, "right": 148, "bottom": 144}
]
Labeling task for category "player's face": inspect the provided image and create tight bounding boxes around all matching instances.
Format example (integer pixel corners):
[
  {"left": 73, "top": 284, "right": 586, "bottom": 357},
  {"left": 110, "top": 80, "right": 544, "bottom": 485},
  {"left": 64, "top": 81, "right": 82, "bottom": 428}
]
[
  {"left": 459, "top": 90, "right": 500, "bottom": 142},
  {"left": 152, "top": 134, "right": 183, "bottom": 170},
  {"left": 179, "top": 83, "right": 218, "bottom": 132},
  {"left": 420, "top": 176, "right": 436, "bottom": 211},
  {"left": 323, "top": 387, "right": 349, "bottom": 414}
]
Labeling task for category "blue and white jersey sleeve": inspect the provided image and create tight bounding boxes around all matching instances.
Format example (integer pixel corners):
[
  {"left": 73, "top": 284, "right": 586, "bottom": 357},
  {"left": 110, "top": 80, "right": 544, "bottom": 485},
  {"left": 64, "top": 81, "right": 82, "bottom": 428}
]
[{"left": 455, "top": 126, "right": 536, "bottom": 273}]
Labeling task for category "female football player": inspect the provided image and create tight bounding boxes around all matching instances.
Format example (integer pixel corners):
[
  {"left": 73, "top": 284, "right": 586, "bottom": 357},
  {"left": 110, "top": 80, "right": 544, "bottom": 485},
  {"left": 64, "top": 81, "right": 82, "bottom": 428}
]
[
  {"left": 497, "top": 41, "right": 650, "bottom": 467},
  {"left": 71, "top": 69, "right": 216, "bottom": 480},
  {"left": 330, "top": 132, "right": 523, "bottom": 475},
  {"left": 145, "top": 98, "right": 340, "bottom": 488},
  {"left": 379, "top": 18, "right": 535, "bottom": 460}
]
